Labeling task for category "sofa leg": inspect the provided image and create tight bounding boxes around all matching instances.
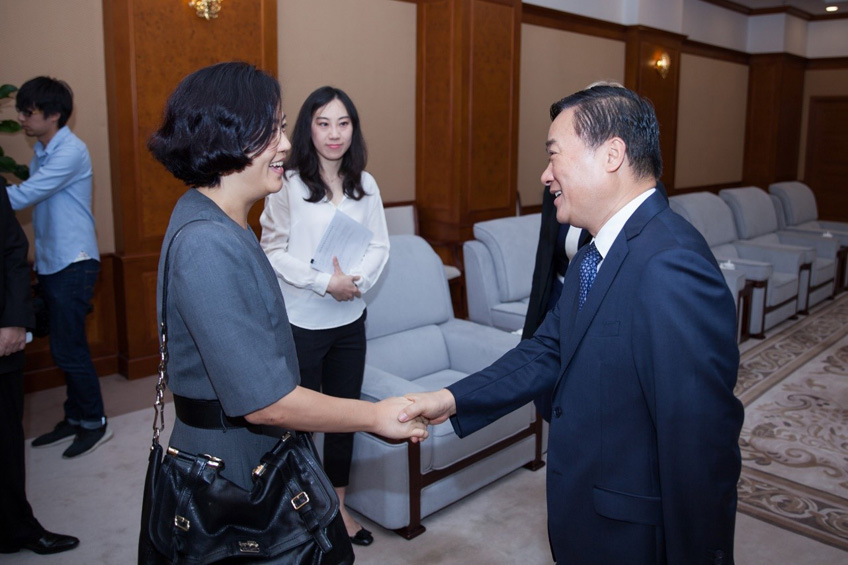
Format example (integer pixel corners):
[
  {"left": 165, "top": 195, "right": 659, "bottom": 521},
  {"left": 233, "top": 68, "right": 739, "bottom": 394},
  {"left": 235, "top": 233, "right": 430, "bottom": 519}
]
[
  {"left": 393, "top": 524, "right": 426, "bottom": 540},
  {"left": 523, "top": 412, "right": 546, "bottom": 472}
]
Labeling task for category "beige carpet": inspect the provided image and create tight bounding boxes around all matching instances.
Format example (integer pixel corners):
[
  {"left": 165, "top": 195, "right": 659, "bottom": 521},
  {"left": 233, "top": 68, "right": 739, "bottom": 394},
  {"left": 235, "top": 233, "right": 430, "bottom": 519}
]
[
  {"left": 11, "top": 300, "right": 848, "bottom": 563},
  {"left": 737, "top": 296, "right": 848, "bottom": 551}
]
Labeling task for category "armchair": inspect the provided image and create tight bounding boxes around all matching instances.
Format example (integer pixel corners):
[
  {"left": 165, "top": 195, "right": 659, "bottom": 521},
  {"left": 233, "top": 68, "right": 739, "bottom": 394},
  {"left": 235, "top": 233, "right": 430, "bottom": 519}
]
[
  {"left": 344, "top": 235, "right": 544, "bottom": 538},
  {"left": 769, "top": 181, "right": 848, "bottom": 291},
  {"left": 463, "top": 213, "right": 541, "bottom": 331},
  {"left": 669, "top": 192, "right": 800, "bottom": 338},
  {"left": 720, "top": 186, "right": 838, "bottom": 313}
]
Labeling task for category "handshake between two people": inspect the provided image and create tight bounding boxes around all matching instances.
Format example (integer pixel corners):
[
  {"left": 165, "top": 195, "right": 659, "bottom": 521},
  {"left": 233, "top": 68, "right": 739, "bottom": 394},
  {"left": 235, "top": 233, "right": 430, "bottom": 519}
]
[{"left": 372, "top": 389, "right": 457, "bottom": 444}]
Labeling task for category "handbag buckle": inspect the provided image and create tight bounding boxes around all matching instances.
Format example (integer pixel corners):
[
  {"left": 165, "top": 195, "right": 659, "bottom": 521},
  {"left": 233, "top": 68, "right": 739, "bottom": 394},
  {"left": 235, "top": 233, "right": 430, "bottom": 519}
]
[
  {"left": 291, "top": 491, "right": 310, "bottom": 510},
  {"left": 174, "top": 515, "right": 191, "bottom": 531},
  {"left": 252, "top": 463, "right": 266, "bottom": 480},
  {"left": 201, "top": 453, "right": 224, "bottom": 469},
  {"left": 238, "top": 540, "right": 261, "bottom": 553}
]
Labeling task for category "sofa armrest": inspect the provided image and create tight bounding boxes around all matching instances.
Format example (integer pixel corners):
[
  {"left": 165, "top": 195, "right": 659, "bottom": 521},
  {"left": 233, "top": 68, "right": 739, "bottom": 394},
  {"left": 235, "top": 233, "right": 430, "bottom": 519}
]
[
  {"left": 777, "top": 231, "right": 840, "bottom": 259},
  {"left": 440, "top": 318, "right": 521, "bottom": 374},
  {"left": 361, "top": 364, "right": 428, "bottom": 402},
  {"left": 463, "top": 240, "right": 500, "bottom": 327},
  {"left": 733, "top": 242, "right": 805, "bottom": 272},
  {"left": 715, "top": 257, "right": 773, "bottom": 282}
]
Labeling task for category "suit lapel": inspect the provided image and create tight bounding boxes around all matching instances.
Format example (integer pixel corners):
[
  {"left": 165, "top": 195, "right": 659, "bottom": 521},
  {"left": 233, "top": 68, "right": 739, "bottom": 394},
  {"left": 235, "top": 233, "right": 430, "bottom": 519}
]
[{"left": 554, "top": 192, "right": 668, "bottom": 389}]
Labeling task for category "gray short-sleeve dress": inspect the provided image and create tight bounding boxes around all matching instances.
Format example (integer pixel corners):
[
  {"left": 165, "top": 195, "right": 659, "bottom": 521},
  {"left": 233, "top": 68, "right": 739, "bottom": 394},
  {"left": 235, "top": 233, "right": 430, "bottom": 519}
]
[{"left": 156, "top": 189, "right": 299, "bottom": 489}]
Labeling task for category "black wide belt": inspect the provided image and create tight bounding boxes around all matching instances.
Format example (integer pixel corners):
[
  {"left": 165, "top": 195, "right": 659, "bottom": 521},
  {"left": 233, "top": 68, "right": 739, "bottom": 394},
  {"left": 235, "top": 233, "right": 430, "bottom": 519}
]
[{"left": 173, "top": 395, "right": 249, "bottom": 430}]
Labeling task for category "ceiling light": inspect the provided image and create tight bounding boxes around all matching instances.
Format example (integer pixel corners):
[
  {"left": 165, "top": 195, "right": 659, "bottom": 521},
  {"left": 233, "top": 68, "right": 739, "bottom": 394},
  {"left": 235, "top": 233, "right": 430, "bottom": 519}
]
[{"left": 825, "top": 5, "right": 838, "bottom": 12}]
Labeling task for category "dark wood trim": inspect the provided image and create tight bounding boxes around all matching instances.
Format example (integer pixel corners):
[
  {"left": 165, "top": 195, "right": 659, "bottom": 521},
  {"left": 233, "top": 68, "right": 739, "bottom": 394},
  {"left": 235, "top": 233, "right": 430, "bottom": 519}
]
[
  {"left": 23, "top": 357, "right": 120, "bottom": 395},
  {"left": 700, "top": 0, "right": 847, "bottom": 20},
  {"left": 520, "top": 203, "right": 543, "bottom": 215},
  {"left": 682, "top": 39, "right": 749, "bottom": 65},
  {"left": 521, "top": 3, "right": 626, "bottom": 41},
  {"left": 671, "top": 182, "right": 746, "bottom": 196},
  {"left": 700, "top": 0, "right": 750, "bottom": 15},
  {"left": 809, "top": 12, "right": 848, "bottom": 21},
  {"left": 807, "top": 57, "right": 848, "bottom": 70},
  {"left": 752, "top": 6, "right": 811, "bottom": 20},
  {"left": 383, "top": 199, "right": 417, "bottom": 208}
]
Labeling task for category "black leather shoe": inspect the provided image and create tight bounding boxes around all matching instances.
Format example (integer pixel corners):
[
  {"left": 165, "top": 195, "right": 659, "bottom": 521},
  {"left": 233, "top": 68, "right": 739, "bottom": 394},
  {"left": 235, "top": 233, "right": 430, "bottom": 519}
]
[
  {"left": 21, "top": 532, "right": 80, "bottom": 555},
  {"left": 349, "top": 527, "right": 373, "bottom": 546}
]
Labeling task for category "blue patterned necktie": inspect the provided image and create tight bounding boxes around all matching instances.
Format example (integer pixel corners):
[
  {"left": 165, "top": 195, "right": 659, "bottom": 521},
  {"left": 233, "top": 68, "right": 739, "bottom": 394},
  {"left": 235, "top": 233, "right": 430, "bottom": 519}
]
[{"left": 578, "top": 242, "right": 602, "bottom": 311}]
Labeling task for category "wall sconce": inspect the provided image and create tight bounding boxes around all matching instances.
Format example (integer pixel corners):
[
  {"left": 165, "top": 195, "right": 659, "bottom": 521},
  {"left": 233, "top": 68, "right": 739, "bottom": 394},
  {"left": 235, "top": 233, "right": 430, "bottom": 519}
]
[
  {"left": 189, "top": 0, "right": 222, "bottom": 20},
  {"left": 653, "top": 52, "right": 671, "bottom": 79}
]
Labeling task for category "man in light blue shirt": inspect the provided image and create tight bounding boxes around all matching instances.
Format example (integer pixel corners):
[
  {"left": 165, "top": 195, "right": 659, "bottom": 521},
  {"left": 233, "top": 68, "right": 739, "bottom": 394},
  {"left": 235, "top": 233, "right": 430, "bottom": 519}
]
[{"left": 6, "top": 77, "right": 110, "bottom": 459}]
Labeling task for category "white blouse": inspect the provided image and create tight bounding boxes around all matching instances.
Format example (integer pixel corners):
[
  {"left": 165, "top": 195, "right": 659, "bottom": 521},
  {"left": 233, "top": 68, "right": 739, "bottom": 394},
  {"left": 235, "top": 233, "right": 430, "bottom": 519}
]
[{"left": 260, "top": 170, "right": 390, "bottom": 330}]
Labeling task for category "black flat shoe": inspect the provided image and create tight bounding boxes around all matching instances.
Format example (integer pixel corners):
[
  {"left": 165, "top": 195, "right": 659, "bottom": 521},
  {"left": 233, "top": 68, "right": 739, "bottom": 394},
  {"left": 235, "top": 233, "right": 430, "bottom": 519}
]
[
  {"left": 349, "top": 527, "right": 373, "bottom": 546},
  {"left": 21, "top": 532, "right": 80, "bottom": 555}
]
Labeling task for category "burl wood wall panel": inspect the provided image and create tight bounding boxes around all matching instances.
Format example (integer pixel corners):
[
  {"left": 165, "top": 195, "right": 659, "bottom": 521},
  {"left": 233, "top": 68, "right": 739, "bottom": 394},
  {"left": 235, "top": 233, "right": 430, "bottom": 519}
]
[
  {"left": 416, "top": 0, "right": 521, "bottom": 258},
  {"left": 743, "top": 53, "right": 805, "bottom": 189},
  {"left": 103, "top": 0, "right": 277, "bottom": 378},
  {"left": 625, "top": 26, "right": 685, "bottom": 193}
]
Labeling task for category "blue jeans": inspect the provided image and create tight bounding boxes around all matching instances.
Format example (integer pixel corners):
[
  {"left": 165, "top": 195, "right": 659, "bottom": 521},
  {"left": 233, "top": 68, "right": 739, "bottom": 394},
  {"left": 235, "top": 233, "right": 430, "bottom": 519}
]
[{"left": 39, "top": 259, "right": 104, "bottom": 429}]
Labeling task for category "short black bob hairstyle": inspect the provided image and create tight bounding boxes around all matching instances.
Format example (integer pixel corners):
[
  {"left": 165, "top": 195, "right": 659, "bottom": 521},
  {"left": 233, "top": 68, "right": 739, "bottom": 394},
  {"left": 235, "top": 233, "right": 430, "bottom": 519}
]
[
  {"left": 148, "top": 61, "right": 281, "bottom": 188},
  {"left": 550, "top": 85, "right": 662, "bottom": 182},
  {"left": 286, "top": 86, "right": 367, "bottom": 203},
  {"left": 16, "top": 76, "right": 74, "bottom": 128}
]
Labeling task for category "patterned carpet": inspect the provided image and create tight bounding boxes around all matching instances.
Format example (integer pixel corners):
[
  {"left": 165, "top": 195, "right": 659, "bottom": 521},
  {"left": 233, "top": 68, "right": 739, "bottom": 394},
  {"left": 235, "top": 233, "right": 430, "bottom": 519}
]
[{"left": 736, "top": 295, "right": 848, "bottom": 551}]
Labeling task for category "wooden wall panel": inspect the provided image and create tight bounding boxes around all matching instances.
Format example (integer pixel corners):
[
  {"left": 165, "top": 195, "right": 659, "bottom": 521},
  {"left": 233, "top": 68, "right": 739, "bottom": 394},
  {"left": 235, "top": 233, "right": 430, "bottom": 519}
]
[
  {"left": 467, "top": 0, "right": 519, "bottom": 220},
  {"left": 743, "top": 53, "right": 806, "bottom": 188},
  {"left": 417, "top": 0, "right": 520, "bottom": 252},
  {"left": 24, "top": 255, "right": 119, "bottom": 393},
  {"left": 625, "top": 26, "right": 685, "bottom": 192},
  {"left": 417, "top": 0, "right": 456, "bottom": 227},
  {"left": 805, "top": 97, "right": 848, "bottom": 222},
  {"left": 103, "top": 0, "right": 277, "bottom": 378}
]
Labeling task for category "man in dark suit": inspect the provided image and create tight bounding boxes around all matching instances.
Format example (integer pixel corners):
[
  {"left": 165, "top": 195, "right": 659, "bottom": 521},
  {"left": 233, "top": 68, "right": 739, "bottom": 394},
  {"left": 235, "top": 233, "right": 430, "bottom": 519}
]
[
  {"left": 0, "top": 178, "right": 79, "bottom": 555},
  {"left": 524, "top": 180, "right": 667, "bottom": 422},
  {"left": 401, "top": 85, "right": 743, "bottom": 564}
]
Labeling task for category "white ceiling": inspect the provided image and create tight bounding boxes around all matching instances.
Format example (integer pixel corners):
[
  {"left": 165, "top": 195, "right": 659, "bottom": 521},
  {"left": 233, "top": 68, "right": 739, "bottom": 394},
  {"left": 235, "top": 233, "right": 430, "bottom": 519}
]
[{"left": 724, "top": 0, "right": 848, "bottom": 16}]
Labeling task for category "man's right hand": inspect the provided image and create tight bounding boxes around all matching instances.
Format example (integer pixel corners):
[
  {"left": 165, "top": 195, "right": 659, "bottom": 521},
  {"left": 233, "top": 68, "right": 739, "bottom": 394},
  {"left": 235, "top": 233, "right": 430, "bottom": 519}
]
[{"left": 399, "top": 389, "right": 457, "bottom": 427}]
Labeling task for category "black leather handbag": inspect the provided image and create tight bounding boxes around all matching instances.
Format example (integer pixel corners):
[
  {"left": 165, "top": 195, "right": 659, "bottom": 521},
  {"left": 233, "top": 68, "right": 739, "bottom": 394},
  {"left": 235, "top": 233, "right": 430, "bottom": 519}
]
[{"left": 138, "top": 222, "right": 354, "bottom": 565}]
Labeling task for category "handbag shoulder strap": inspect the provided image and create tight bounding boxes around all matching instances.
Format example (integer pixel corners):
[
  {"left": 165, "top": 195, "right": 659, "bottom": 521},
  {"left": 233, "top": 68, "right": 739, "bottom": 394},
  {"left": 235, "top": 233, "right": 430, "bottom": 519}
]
[{"left": 153, "top": 218, "right": 208, "bottom": 447}]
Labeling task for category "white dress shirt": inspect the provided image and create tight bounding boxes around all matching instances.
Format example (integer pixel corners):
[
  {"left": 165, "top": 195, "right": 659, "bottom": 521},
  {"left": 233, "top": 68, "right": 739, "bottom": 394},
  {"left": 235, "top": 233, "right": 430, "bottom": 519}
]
[
  {"left": 260, "top": 170, "right": 390, "bottom": 330},
  {"left": 592, "top": 188, "right": 656, "bottom": 270}
]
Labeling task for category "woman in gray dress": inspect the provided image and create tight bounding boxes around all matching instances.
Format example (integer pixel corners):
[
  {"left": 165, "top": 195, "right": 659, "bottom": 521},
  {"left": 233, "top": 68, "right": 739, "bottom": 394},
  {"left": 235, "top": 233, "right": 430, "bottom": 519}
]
[{"left": 147, "top": 62, "right": 427, "bottom": 508}]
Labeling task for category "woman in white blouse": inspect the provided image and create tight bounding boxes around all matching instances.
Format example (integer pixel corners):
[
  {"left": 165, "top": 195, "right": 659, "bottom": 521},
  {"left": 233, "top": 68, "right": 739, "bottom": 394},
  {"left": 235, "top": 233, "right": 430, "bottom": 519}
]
[{"left": 260, "top": 86, "right": 389, "bottom": 548}]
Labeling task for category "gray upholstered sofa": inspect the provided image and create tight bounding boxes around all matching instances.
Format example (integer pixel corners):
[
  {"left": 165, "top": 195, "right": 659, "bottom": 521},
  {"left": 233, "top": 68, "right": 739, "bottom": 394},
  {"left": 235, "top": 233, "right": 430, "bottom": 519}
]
[
  {"left": 720, "top": 186, "right": 838, "bottom": 313},
  {"left": 769, "top": 181, "right": 848, "bottom": 291},
  {"left": 669, "top": 192, "right": 799, "bottom": 338},
  {"left": 344, "top": 235, "right": 544, "bottom": 538},
  {"left": 463, "top": 213, "right": 541, "bottom": 332}
]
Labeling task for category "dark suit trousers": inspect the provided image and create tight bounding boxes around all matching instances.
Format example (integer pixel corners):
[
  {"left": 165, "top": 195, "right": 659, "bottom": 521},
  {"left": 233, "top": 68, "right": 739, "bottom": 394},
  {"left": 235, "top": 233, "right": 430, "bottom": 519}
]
[
  {"left": 0, "top": 370, "right": 45, "bottom": 548},
  {"left": 290, "top": 311, "right": 367, "bottom": 487}
]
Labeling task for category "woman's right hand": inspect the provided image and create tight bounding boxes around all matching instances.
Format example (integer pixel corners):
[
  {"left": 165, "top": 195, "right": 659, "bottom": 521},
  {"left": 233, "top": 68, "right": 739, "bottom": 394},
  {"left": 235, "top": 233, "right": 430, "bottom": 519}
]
[
  {"left": 327, "top": 256, "right": 361, "bottom": 301},
  {"left": 371, "top": 397, "right": 429, "bottom": 442}
]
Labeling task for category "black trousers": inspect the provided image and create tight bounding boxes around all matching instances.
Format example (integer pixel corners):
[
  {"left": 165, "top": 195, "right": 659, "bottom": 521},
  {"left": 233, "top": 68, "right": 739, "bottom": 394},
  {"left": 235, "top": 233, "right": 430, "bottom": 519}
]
[
  {"left": 290, "top": 311, "right": 367, "bottom": 488},
  {"left": 0, "top": 370, "right": 45, "bottom": 549}
]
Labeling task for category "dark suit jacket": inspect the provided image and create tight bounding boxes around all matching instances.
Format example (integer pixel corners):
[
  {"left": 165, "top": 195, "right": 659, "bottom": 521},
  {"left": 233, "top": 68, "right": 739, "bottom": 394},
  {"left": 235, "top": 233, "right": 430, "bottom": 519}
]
[
  {"left": 523, "top": 182, "right": 668, "bottom": 340},
  {"left": 449, "top": 191, "right": 742, "bottom": 564},
  {"left": 0, "top": 178, "right": 34, "bottom": 375}
]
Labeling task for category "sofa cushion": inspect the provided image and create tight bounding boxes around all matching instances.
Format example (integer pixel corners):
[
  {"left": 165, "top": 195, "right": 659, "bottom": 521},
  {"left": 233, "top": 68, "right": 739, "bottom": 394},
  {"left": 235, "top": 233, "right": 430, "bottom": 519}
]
[
  {"left": 365, "top": 235, "right": 452, "bottom": 340},
  {"left": 719, "top": 187, "right": 779, "bottom": 239},
  {"left": 769, "top": 181, "right": 818, "bottom": 226},
  {"left": 472, "top": 214, "right": 541, "bottom": 303},
  {"left": 491, "top": 299, "right": 530, "bottom": 331},
  {"left": 669, "top": 193, "right": 738, "bottom": 247},
  {"left": 366, "top": 326, "right": 450, "bottom": 380}
]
